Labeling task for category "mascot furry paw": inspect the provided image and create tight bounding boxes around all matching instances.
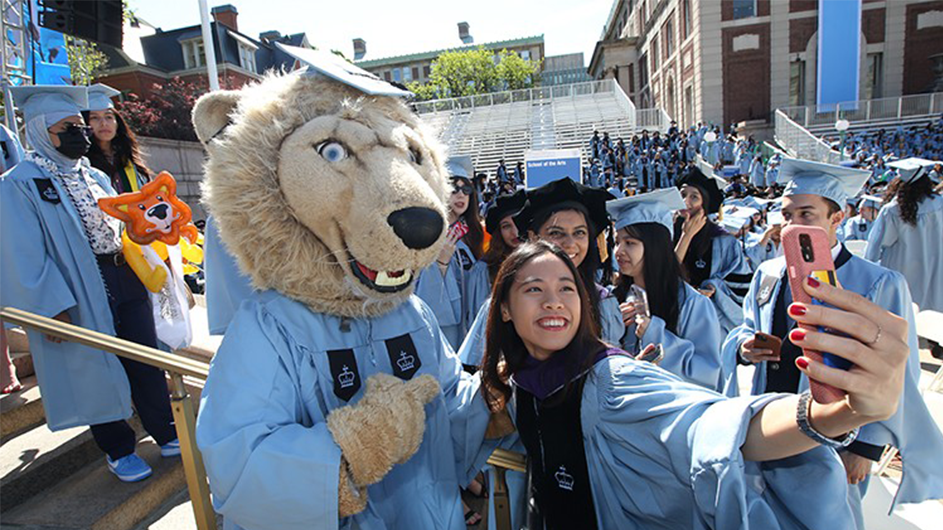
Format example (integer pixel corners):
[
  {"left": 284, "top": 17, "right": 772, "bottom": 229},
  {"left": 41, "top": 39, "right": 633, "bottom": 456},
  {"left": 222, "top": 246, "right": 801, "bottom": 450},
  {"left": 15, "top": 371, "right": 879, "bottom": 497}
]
[{"left": 193, "top": 45, "right": 491, "bottom": 529}]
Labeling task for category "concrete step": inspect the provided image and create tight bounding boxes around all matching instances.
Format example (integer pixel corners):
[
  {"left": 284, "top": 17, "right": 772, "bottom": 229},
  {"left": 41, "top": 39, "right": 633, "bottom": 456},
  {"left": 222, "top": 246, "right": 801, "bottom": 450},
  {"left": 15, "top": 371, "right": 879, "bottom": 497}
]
[
  {"left": 131, "top": 488, "right": 224, "bottom": 530},
  {"left": 2, "top": 441, "right": 187, "bottom": 530},
  {"left": 11, "top": 351, "right": 34, "bottom": 380},
  {"left": 1, "top": 376, "right": 45, "bottom": 442}
]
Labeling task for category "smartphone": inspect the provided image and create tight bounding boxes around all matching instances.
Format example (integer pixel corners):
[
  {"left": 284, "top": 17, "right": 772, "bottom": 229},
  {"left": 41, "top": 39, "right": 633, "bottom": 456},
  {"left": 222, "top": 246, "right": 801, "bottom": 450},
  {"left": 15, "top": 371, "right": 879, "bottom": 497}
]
[
  {"left": 448, "top": 220, "right": 469, "bottom": 240},
  {"left": 637, "top": 343, "right": 664, "bottom": 364},
  {"left": 781, "top": 225, "right": 848, "bottom": 404},
  {"left": 753, "top": 332, "right": 782, "bottom": 358},
  {"left": 626, "top": 284, "right": 650, "bottom": 319}
]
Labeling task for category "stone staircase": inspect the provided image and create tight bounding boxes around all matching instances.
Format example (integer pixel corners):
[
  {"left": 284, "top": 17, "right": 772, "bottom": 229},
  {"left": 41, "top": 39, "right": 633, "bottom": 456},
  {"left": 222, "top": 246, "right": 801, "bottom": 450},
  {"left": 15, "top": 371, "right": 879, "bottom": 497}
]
[{"left": 1, "top": 305, "right": 218, "bottom": 530}]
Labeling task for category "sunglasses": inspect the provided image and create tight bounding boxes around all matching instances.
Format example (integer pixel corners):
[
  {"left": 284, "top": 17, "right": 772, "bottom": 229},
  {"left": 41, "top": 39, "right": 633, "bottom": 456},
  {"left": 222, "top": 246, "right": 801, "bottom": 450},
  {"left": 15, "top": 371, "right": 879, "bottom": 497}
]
[
  {"left": 54, "top": 123, "right": 93, "bottom": 137},
  {"left": 452, "top": 184, "right": 474, "bottom": 195}
]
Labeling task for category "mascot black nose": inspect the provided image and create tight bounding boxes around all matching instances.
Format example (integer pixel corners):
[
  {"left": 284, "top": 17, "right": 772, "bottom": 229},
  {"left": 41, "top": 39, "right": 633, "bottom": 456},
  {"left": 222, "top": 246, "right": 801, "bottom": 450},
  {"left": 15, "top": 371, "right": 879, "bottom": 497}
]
[
  {"left": 387, "top": 207, "right": 444, "bottom": 250},
  {"left": 148, "top": 203, "right": 169, "bottom": 220}
]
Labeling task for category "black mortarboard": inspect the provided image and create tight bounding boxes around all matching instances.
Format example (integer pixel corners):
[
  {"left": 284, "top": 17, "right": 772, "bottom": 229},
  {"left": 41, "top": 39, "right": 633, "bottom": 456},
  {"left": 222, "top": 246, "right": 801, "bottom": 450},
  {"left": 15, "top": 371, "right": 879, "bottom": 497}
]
[
  {"left": 514, "top": 178, "right": 614, "bottom": 236},
  {"left": 676, "top": 166, "right": 724, "bottom": 214},
  {"left": 485, "top": 189, "right": 526, "bottom": 235}
]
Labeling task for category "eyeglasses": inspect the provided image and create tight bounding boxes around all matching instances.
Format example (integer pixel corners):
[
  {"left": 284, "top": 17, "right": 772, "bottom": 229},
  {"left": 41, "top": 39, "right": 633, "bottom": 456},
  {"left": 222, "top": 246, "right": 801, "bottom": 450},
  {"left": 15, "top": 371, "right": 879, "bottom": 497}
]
[
  {"left": 50, "top": 123, "right": 92, "bottom": 136},
  {"left": 452, "top": 184, "right": 474, "bottom": 195}
]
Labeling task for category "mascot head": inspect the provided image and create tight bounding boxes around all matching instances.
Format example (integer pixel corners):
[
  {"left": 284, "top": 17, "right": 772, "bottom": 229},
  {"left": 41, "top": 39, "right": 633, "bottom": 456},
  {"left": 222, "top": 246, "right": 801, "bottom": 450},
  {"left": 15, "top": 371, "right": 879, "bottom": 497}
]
[{"left": 193, "top": 46, "right": 449, "bottom": 318}]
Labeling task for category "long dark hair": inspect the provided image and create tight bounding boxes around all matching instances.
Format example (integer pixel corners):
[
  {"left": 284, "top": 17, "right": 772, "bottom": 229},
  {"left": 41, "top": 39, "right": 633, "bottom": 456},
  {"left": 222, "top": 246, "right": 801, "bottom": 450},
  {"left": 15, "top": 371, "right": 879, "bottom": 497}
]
[
  {"left": 479, "top": 241, "right": 605, "bottom": 412},
  {"left": 530, "top": 205, "right": 603, "bottom": 331},
  {"left": 453, "top": 176, "right": 485, "bottom": 259},
  {"left": 885, "top": 175, "right": 934, "bottom": 226},
  {"left": 83, "top": 107, "right": 151, "bottom": 188},
  {"left": 482, "top": 226, "right": 514, "bottom": 283},
  {"left": 612, "top": 223, "right": 683, "bottom": 334}
]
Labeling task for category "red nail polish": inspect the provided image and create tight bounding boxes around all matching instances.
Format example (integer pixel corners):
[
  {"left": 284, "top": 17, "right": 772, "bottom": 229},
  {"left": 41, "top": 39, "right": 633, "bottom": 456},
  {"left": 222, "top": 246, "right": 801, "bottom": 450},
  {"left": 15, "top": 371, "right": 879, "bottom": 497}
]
[
  {"left": 790, "top": 329, "right": 806, "bottom": 342},
  {"left": 789, "top": 304, "right": 807, "bottom": 317},
  {"left": 796, "top": 357, "right": 809, "bottom": 370},
  {"left": 807, "top": 276, "right": 821, "bottom": 288}
]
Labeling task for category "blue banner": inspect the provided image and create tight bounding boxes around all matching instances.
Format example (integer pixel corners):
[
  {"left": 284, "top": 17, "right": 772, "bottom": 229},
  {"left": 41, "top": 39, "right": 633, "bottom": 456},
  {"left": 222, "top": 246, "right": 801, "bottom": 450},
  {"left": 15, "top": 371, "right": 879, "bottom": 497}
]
[
  {"left": 525, "top": 149, "right": 582, "bottom": 189},
  {"left": 817, "top": 0, "right": 861, "bottom": 109}
]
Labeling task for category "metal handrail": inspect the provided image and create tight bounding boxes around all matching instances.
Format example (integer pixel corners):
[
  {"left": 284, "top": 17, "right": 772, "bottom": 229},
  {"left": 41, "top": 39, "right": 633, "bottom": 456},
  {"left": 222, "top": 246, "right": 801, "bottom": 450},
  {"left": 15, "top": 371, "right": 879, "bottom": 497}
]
[
  {"left": 413, "top": 79, "right": 618, "bottom": 115},
  {"left": 1, "top": 306, "right": 528, "bottom": 530},
  {"left": 778, "top": 92, "right": 943, "bottom": 131}
]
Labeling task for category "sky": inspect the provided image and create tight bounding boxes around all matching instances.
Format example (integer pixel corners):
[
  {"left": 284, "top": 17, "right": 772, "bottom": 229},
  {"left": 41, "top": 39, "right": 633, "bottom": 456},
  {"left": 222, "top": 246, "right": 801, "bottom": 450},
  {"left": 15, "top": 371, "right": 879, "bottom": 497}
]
[{"left": 128, "top": 0, "right": 616, "bottom": 64}]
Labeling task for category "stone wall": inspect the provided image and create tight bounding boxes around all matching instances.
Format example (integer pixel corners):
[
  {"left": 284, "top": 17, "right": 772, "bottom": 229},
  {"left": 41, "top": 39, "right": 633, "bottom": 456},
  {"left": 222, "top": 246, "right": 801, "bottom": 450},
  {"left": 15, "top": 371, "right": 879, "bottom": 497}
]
[{"left": 138, "top": 137, "right": 208, "bottom": 220}]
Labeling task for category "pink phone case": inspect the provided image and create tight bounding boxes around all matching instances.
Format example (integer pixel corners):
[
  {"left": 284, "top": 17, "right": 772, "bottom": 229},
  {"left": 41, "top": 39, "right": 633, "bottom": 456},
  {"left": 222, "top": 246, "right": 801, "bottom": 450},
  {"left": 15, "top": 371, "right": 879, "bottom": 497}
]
[{"left": 781, "top": 225, "right": 845, "bottom": 404}]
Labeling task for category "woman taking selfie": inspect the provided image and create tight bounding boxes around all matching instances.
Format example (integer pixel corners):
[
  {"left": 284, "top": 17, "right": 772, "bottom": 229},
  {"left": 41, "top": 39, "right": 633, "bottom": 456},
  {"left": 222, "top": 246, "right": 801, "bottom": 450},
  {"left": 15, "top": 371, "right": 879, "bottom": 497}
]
[
  {"left": 479, "top": 240, "right": 911, "bottom": 529},
  {"left": 608, "top": 189, "right": 723, "bottom": 390}
]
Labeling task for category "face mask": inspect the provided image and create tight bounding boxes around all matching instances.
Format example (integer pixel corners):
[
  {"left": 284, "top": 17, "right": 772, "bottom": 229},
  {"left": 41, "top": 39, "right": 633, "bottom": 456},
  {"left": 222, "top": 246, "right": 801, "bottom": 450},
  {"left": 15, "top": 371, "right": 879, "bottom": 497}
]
[{"left": 55, "top": 125, "right": 91, "bottom": 159}]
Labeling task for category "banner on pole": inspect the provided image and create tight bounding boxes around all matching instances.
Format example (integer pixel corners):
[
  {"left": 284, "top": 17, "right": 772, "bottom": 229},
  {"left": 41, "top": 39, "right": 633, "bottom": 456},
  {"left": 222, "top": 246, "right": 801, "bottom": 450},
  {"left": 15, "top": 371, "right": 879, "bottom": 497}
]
[{"left": 524, "top": 149, "right": 582, "bottom": 189}]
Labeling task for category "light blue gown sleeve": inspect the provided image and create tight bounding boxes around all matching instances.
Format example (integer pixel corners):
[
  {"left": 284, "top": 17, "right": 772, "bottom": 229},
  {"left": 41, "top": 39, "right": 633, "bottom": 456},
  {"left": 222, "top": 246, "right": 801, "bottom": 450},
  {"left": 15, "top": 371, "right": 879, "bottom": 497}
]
[
  {"left": 463, "top": 260, "right": 491, "bottom": 333},
  {"left": 0, "top": 178, "right": 76, "bottom": 319},
  {"left": 864, "top": 206, "right": 894, "bottom": 263},
  {"left": 415, "top": 261, "right": 462, "bottom": 347},
  {"left": 720, "top": 270, "right": 764, "bottom": 398},
  {"left": 204, "top": 217, "right": 255, "bottom": 335},
  {"left": 702, "top": 235, "right": 752, "bottom": 336},
  {"left": 583, "top": 356, "right": 855, "bottom": 530},
  {"left": 457, "top": 301, "right": 489, "bottom": 368},
  {"left": 639, "top": 288, "right": 723, "bottom": 391},
  {"left": 196, "top": 302, "right": 342, "bottom": 530},
  {"left": 598, "top": 290, "right": 626, "bottom": 346}
]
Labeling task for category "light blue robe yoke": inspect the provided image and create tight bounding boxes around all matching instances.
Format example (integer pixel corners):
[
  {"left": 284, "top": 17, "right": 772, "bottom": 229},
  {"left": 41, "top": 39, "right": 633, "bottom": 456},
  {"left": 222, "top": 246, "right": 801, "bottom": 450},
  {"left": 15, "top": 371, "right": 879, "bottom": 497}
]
[
  {"left": 0, "top": 159, "right": 134, "bottom": 430},
  {"left": 195, "top": 291, "right": 495, "bottom": 530},
  {"left": 505, "top": 355, "right": 857, "bottom": 529},
  {"left": 722, "top": 252, "right": 943, "bottom": 511},
  {"left": 204, "top": 216, "right": 255, "bottom": 335},
  {"left": 622, "top": 283, "right": 724, "bottom": 391}
]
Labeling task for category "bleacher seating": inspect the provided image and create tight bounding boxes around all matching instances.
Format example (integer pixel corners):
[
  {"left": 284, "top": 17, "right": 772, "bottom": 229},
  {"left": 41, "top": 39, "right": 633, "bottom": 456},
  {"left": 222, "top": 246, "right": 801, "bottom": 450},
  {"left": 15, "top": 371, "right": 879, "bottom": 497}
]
[{"left": 414, "top": 80, "right": 666, "bottom": 178}]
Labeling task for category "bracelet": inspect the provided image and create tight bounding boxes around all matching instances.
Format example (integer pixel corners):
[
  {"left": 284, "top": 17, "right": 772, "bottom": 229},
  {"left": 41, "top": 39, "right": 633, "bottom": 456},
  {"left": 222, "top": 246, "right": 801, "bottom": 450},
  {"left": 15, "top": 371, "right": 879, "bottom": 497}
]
[{"left": 796, "top": 391, "right": 858, "bottom": 449}]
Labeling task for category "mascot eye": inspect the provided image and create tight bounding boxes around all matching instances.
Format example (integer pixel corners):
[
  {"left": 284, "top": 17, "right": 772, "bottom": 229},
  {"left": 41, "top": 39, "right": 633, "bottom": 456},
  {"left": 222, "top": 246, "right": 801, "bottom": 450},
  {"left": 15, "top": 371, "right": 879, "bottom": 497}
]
[
  {"left": 138, "top": 204, "right": 146, "bottom": 210},
  {"left": 316, "top": 141, "right": 348, "bottom": 163},
  {"left": 408, "top": 146, "right": 423, "bottom": 165},
  {"left": 156, "top": 195, "right": 163, "bottom": 201}
]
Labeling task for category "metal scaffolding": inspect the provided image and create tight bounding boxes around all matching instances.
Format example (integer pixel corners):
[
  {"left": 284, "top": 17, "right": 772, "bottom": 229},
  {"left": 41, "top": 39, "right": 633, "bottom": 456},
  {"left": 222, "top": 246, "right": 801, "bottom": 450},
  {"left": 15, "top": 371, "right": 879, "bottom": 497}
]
[{"left": 1, "top": 0, "right": 30, "bottom": 134}]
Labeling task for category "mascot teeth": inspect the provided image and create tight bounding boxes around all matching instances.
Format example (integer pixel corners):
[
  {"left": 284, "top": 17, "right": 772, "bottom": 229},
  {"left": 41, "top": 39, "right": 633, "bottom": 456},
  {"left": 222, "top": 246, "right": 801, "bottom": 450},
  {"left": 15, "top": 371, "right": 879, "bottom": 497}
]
[{"left": 375, "top": 270, "right": 412, "bottom": 287}]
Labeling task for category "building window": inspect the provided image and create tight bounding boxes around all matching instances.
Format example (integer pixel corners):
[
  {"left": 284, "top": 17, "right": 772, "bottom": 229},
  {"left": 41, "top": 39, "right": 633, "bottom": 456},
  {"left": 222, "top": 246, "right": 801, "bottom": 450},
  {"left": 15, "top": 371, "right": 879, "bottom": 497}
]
[
  {"left": 629, "top": 64, "right": 635, "bottom": 92},
  {"left": 664, "top": 18, "right": 674, "bottom": 58},
  {"left": 384, "top": 71, "right": 392, "bottom": 82},
  {"left": 412, "top": 67, "right": 420, "bottom": 81},
  {"left": 683, "top": 0, "right": 692, "bottom": 39},
  {"left": 521, "top": 50, "right": 531, "bottom": 61},
  {"left": 182, "top": 39, "right": 206, "bottom": 69},
  {"left": 403, "top": 66, "right": 412, "bottom": 83},
  {"left": 684, "top": 84, "right": 694, "bottom": 125},
  {"left": 639, "top": 52, "right": 649, "bottom": 88},
  {"left": 651, "top": 34, "right": 659, "bottom": 71},
  {"left": 423, "top": 65, "right": 431, "bottom": 79},
  {"left": 865, "top": 52, "right": 883, "bottom": 100},
  {"left": 732, "top": 0, "right": 756, "bottom": 20},
  {"left": 238, "top": 44, "right": 256, "bottom": 73},
  {"left": 392, "top": 68, "right": 402, "bottom": 82},
  {"left": 789, "top": 60, "right": 805, "bottom": 106}
]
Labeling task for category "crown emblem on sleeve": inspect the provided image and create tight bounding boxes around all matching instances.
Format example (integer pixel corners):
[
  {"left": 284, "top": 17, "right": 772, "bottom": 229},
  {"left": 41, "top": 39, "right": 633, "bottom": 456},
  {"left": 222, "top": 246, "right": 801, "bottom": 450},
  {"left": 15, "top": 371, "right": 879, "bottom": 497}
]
[
  {"left": 396, "top": 351, "right": 415, "bottom": 372},
  {"left": 554, "top": 465, "right": 574, "bottom": 491},
  {"left": 338, "top": 365, "right": 356, "bottom": 388}
]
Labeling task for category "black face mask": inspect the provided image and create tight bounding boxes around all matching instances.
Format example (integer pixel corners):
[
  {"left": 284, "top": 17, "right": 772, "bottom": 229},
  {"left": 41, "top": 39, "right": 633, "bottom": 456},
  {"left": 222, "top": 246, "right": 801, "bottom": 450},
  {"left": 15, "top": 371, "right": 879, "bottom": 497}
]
[{"left": 55, "top": 125, "right": 91, "bottom": 159}]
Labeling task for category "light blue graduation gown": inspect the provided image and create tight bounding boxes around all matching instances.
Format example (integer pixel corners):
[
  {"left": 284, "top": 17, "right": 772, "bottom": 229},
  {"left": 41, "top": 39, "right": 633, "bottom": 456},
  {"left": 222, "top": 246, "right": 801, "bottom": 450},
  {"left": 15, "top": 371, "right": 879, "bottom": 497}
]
[
  {"left": 866, "top": 195, "right": 943, "bottom": 312},
  {"left": 744, "top": 239, "right": 780, "bottom": 271},
  {"left": 204, "top": 217, "right": 255, "bottom": 335},
  {"left": 0, "top": 159, "right": 133, "bottom": 430},
  {"left": 621, "top": 284, "right": 723, "bottom": 390},
  {"left": 0, "top": 124, "right": 24, "bottom": 173},
  {"left": 196, "top": 292, "right": 494, "bottom": 530},
  {"left": 722, "top": 252, "right": 943, "bottom": 514},
  {"left": 698, "top": 234, "right": 752, "bottom": 337},
  {"left": 749, "top": 160, "right": 766, "bottom": 188},
  {"left": 837, "top": 215, "right": 872, "bottom": 243},
  {"left": 506, "top": 354, "right": 857, "bottom": 529},
  {"left": 415, "top": 239, "right": 488, "bottom": 350}
]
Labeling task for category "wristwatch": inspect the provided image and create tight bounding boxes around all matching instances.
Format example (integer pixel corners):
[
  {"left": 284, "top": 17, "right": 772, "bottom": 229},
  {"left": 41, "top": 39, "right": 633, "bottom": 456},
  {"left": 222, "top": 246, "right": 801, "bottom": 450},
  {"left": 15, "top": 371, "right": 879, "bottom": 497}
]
[{"left": 796, "top": 391, "right": 858, "bottom": 449}]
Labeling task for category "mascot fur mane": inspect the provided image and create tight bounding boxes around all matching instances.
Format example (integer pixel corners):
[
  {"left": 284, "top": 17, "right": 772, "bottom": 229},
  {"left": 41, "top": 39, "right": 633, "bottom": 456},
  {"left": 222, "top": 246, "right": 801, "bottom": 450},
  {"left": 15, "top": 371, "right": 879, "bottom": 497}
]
[{"left": 193, "top": 72, "right": 450, "bottom": 318}]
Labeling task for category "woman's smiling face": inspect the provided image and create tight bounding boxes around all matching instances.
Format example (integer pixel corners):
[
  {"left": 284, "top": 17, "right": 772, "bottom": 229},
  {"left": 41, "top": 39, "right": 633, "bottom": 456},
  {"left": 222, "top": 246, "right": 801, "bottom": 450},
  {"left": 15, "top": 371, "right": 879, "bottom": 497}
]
[{"left": 532, "top": 209, "right": 589, "bottom": 267}]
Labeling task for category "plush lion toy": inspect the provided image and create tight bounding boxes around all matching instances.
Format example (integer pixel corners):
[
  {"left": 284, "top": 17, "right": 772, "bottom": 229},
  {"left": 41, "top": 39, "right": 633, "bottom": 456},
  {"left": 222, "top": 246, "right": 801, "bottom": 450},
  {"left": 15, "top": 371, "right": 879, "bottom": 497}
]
[{"left": 192, "top": 46, "right": 495, "bottom": 529}]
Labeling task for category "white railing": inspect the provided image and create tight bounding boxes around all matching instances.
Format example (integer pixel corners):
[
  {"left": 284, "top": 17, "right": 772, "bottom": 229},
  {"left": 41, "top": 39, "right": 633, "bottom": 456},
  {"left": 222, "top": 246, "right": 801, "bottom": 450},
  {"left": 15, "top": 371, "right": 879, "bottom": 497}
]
[
  {"left": 412, "top": 80, "right": 622, "bottom": 114},
  {"left": 636, "top": 107, "right": 671, "bottom": 133},
  {"left": 779, "top": 92, "right": 943, "bottom": 132},
  {"left": 774, "top": 109, "right": 842, "bottom": 165}
]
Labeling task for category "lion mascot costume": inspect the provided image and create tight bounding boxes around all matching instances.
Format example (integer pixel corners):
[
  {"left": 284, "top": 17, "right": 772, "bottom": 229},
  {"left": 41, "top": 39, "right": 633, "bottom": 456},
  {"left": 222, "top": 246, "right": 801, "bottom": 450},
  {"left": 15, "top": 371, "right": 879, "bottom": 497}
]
[{"left": 193, "top": 45, "right": 499, "bottom": 529}]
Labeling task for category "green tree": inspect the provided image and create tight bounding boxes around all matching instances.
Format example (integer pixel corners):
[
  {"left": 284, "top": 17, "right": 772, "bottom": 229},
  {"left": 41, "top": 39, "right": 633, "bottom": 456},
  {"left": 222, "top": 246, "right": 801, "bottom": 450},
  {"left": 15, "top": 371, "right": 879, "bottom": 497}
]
[
  {"left": 64, "top": 36, "right": 109, "bottom": 86},
  {"left": 411, "top": 47, "right": 542, "bottom": 101}
]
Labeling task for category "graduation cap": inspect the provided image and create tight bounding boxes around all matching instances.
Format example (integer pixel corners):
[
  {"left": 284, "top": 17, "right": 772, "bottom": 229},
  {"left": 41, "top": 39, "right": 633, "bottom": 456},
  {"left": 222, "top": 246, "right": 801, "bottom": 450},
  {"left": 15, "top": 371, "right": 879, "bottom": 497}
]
[
  {"left": 606, "top": 188, "right": 685, "bottom": 237},
  {"left": 676, "top": 165, "right": 724, "bottom": 214},
  {"left": 777, "top": 157, "right": 870, "bottom": 207},
  {"left": 86, "top": 83, "right": 121, "bottom": 111},
  {"left": 485, "top": 189, "right": 526, "bottom": 235},
  {"left": 720, "top": 207, "right": 755, "bottom": 233},
  {"left": 446, "top": 155, "right": 474, "bottom": 181},
  {"left": 514, "top": 178, "right": 614, "bottom": 237},
  {"left": 9, "top": 85, "right": 88, "bottom": 126},
  {"left": 274, "top": 42, "right": 412, "bottom": 98},
  {"left": 887, "top": 157, "right": 937, "bottom": 183},
  {"left": 859, "top": 194, "right": 883, "bottom": 210},
  {"left": 767, "top": 210, "right": 785, "bottom": 226}
]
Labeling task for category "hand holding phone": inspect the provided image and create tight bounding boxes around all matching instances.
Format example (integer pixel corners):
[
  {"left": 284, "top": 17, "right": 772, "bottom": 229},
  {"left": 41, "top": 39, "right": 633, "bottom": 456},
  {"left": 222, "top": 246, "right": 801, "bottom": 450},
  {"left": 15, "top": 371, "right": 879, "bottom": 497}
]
[
  {"left": 741, "top": 332, "right": 782, "bottom": 364},
  {"left": 636, "top": 343, "right": 664, "bottom": 364},
  {"left": 781, "top": 225, "right": 849, "bottom": 404}
]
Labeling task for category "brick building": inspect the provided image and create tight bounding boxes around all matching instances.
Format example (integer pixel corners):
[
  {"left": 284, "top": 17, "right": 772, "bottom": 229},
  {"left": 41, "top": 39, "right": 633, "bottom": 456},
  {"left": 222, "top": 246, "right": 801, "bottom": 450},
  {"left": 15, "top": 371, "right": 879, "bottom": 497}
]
[
  {"left": 589, "top": 0, "right": 943, "bottom": 129},
  {"left": 97, "top": 4, "right": 309, "bottom": 99}
]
